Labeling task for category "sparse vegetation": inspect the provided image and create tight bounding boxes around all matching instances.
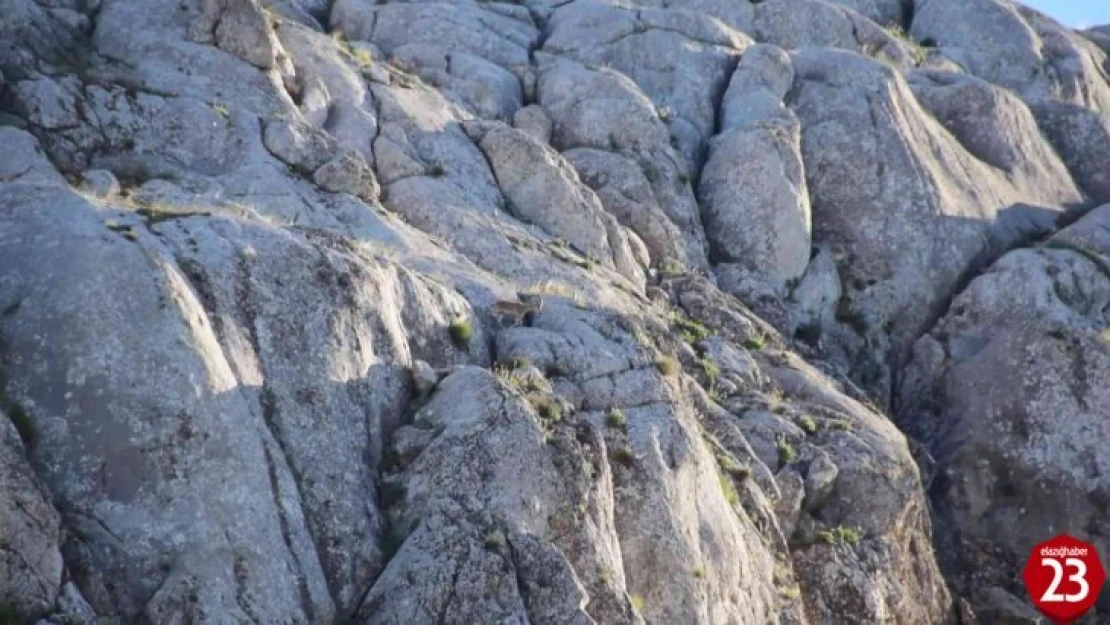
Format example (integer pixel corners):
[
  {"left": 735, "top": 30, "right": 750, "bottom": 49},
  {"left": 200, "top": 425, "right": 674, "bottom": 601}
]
[
  {"left": 780, "top": 585, "right": 801, "bottom": 600},
  {"left": 829, "top": 419, "right": 854, "bottom": 432},
  {"left": 332, "top": 30, "right": 374, "bottom": 71},
  {"left": 449, "top": 318, "right": 472, "bottom": 347},
  {"left": 776, "top": 436, "right": 796, "bottom": 464},
  {"left": 606, "top": 408, "right": 627, "bottom": 430},
  {"left": 612, "top": 445, "right": 637, "bottom": 467},
  {"left": 671, "top": 312, "right": 709, "bottom": 343},
  {"left": 718, "top": 472, "right": 740, "bottom": 506},
  {"left": 484, "top": 530, "right": 507, "bottom": 550},
  {"left": 598, "top": 566, "right": 614, "bottom": 586},
  {"left": 631, "top": 594, "right": 646, "bottom": 613},
  {"left": 881, "top": 25, "right": 927, "bottom": 65},
  {"left": 211, "top": 101, "right": 229, "bottom": 118},
  {"left": 699, "top": 356, "right": 719, "bottom": 383},
  {"left": 511, "top": 357, "right": 531, "bottom": 369},
  {"left": 658, "top": 258, "right": 683, "bottom": 277},
  {"left": 818, "top": 525, "right": 863, "bottom": 546},
  {"left": 656, "top": 105, "right": 672, "bottom": 121},
  {"left": 495, "top": 366, "right": 539, "bottom": 393},
  {"left": 743, "top": 335, "right": 765, "bottom": 351},
  {"left": 707, "top": 385, "right": 722, "bottom": 403},
  {"left": 350, "top": 47, "right": 373, "bottom": 70},
  {"left": 716, "top": 453, "right": 751, "bottom": 481},
  {"left": 693, "top": 564, "right": 707, "bottom": 580},
  {"left": 655, "top": 356, "right": 680, "bottom": 377},
  {"left": 530, "top": 395, "right": 562, "bottom": 422}
]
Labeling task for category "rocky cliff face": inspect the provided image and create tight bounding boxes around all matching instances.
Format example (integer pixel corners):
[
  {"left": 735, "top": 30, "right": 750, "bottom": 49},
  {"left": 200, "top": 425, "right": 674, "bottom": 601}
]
[{"left": 0, "top": 0, "right": 1108, "bottom": 622}]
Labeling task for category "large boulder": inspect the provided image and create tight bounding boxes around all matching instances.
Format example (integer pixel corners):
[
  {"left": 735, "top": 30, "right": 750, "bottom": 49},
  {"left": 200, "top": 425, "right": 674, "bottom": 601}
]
[
  {"left": 911, "top": 0, "right": 1110, "bottom": 113},
  {"left": 788, "top": 48, "right": 1083, "bottom": 395},
  {"left": 536, "top": 55, "right": 709, "bottom": 271},
  {"left": 899, "top": 205, "right": 1110, "bottom": 619},
  {"left": 700, "top": 44, "right": 812, "bottom": 291}
]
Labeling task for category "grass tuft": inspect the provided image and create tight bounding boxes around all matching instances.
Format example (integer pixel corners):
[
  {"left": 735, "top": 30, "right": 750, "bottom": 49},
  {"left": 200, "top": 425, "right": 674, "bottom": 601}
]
[
  {"left": 743, "top": 335, "right": 765, "bottom": 351},
  {"left": 530, "top": 395, "right": 562, "bottom": 422},
  {"left": 798, "top": 415, "right": 818, "bottom": 435},
  {"left": 818, "top": 525, "right": 863, "bottom": 546},
  {"left": 605, "top": 408, "right": 627, "bottom": 430},
  {"left": 484, "top": 530, "right": 507, "bottom": 550},
  {"left": 655, "top": 356, "right": 680, "bottom": 377},
  {"left": 658, "top": 258, "right": 683, "bottom": 277},
  {"left": 449, "top": 318, "right": 472, "bottom": 347},
  {"left": 671, "top": 312, "right": 710, "bottom": 343},
  {"left": 776, "top": 436, "right": 796, "bottom": 465},
  {"left": 718, "top": 472, "right": 740, "bottom": 506},
  {"left": 612, "top": 445, "right": 637, "bottom": 467}
]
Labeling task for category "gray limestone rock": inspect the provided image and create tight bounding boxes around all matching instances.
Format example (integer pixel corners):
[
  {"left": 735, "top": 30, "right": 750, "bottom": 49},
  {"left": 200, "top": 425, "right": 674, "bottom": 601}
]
[{"left": 4, "top": 0, "right": 1105, "bottom": 622}]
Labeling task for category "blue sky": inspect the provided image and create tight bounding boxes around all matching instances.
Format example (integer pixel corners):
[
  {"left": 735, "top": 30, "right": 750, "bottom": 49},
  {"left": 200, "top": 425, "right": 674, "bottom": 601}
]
[{"left": 1021, "top": 0, "right": 1110, "bottom": 28}]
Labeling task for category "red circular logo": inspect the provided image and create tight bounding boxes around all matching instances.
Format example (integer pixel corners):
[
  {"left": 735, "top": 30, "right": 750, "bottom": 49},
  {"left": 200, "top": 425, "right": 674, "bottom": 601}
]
[{"left": 1022, "top": 534, "right": 1106, "bottom": 624}]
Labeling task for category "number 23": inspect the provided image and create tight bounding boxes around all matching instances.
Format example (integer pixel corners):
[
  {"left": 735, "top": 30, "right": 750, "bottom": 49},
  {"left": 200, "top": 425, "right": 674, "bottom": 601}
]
[{"left": 1041, "top": 558, "right": 1090, "bottom": 603}]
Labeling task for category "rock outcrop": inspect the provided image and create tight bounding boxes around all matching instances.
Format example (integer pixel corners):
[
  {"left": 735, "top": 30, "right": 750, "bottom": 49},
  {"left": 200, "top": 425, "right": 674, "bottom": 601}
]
[{"left": 1, "top": 0, "right": 1109, "bottom": 622}]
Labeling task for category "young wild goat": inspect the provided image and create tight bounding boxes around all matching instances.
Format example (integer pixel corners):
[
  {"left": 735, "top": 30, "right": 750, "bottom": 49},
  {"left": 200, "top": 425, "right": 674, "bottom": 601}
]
[{"left": 490, "top": 292, "right": 543, "bottom": 327}]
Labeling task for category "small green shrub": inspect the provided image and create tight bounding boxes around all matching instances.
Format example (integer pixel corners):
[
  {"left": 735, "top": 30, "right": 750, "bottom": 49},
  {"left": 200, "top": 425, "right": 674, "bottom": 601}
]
[
  {"left": 212, "top": 101, "right": 230, "bottom": 118},
  {"left": 631, "top": 594, "right": 646, "bottom": 613},
  {"left": 776, "top": 436, "right": 796, "bottom": 464},
  {"left": 692, "top": 564, "right": 707, "bottom": 580},
  {"left": 655, "top": 356, "right": 680, "bottom": 377},
  {"left": 780, "top": 585, "right": 801, "bottom": 600},
  {"left": 449, "top": 318, "right": 471, "bottom": 347},
  {"left": 598, "top": 566, "right": 614, "bottom": 586},
  {"left": 798, "top": 415, "right": 818, "bottom": 435},
  {"left": 605, "top": 408, "right": 627, "bottom": 430}
]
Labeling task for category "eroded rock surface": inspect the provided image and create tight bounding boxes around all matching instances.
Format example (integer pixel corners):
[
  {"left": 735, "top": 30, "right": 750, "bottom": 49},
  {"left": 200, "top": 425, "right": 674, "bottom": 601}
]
[{"left": 2, "top": 0, "right": 1109, "bottom": 622}]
